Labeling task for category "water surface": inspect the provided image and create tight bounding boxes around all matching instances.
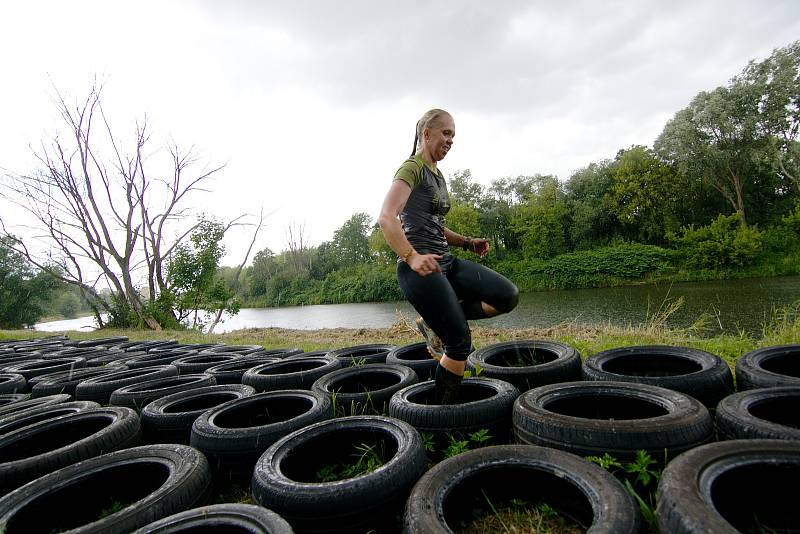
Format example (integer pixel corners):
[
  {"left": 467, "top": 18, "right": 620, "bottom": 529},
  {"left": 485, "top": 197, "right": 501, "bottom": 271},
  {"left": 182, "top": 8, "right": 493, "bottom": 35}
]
[{"left": 35, "top": 276, "right": 800, "bottom": 336}]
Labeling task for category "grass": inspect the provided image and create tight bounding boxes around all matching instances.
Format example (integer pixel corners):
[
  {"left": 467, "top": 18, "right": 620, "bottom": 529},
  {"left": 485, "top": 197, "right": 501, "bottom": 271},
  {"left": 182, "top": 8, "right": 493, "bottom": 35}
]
[
  {"left": 459, "top": 494, "right": 585, "bottom": 534},
  {"left": 315, "top": 442, "right": 385, "bottom": 482}
]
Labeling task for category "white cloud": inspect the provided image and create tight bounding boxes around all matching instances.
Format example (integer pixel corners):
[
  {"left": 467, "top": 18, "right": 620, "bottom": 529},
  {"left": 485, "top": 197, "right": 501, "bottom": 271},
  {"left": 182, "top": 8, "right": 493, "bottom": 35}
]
[{"left": 1, "top": 0, "right": 799, "bottom": 266}]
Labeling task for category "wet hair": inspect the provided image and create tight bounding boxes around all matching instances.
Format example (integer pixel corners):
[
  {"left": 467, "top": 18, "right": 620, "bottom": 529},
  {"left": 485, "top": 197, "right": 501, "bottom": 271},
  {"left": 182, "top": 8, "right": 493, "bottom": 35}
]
[{"left": 410, "top": 109, "right": 451, "bottom": 157}]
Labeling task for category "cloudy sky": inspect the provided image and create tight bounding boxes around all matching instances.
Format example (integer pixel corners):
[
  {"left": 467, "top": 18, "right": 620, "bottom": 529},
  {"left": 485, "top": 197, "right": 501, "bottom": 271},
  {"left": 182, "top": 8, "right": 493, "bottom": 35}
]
[{"left": 1, "top": 1, "right": 799, "bottom": 266}]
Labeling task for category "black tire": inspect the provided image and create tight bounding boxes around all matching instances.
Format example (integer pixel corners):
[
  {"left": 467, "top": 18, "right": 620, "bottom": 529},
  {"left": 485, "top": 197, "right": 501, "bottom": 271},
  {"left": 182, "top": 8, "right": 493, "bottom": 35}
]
[
  {"left": 242, "top": 356, "right": 342, "bottom": 392},
  {"left": 130, "top": 503, "right": 295, "bottom": 533},
  {"left": 0, "top": 406, "right": 141, "bottom": 493},
  {"left": 256, "top": 348, "right": 304, "bottom": 359},
  {"left": 715, "top": 386, "right": 800, "bottom": 440},
  {"left": 0, "top": 374, "right": 25, "bottom": 395},
  {"left": 513, "top": 381, "right": 714, "bottom": 462},
  {"left": 389, "top": 377, "right": 520, "bottom": 456},
  {"left": 0, "top": 394, "right": 29, "bottom": 408},
  {"left": 0, "top": 393, "right": 70, "bottom": 419},
  {"left": 141, "top": 384, "right": 256, "bottom": 445},
  {"left": 284, "top": 349, "right": 329, "bottom": 359},
  {"left": 205, "top": 357, "right": 281, "bottom": 385},
  {"left": 109, "top": 374, "right": 217, "bottom": 412},
  {"left": 657, "top": 439, "right": 800, "bottom": 533},
  {"left": 328, "top": 343, "right": 396, "bottom": 367},
  {"left": 252, "top": 416, "right": 427, "bottom": 533},
  {"left": 121, "top": 350, "right": 199, "bottom": 370},
  {"left": 582, "top": 344, "right": 734, "bottom": 408},
  {"left": 469, "top": 339, "right": 582, "bottom": 392},
  {"left": 75, "top": 336, "right": 130, "bottom": 348},
  {"left": 0, "top": 357, "right": 88, "bottom": 389},
  {"left": 0, "top": 355, "right": 40, "bottom": 369},
  {"left": 312, "top": 363, "right": 418, "bottom": 416},
  {"left": 191, "top": 389, "right": 333, "bottom": 486},
  {"left": 0, "top": 400, "right": 100, "bottom": 436},
  {"left": 45, "top": 346, "right": 111, "bottom": 360},
  {"left": 404, "top": 444, "right": 642, "bottom": 534},
  {"left": 171, "top": 354, "right": 238, "bottom": 375},
  {"left": 386, "top": 342, "right": 438, "bottom": 381},
  {"left": 736, "top": 344, "right": 800, "bottom": 390},
  {"left": 148, "top": 343, "right": 219, "bottom": 354},
  {"left": 86, "top": 351, "right": 144, "bottom": 367},
  {"left": 200, "top": 345, "right": 264, "bottom": 356},
  {"left": 29, "top": 366, "right": 129, "bottom": 399},
  {"left": 0, "top": 444, "right": 212, "bottom": 534},
  {"left": 118, "top": 339, "right": 179, "bottom": 353},
  {"left": 75, "top": 365, "right": 179, "bottom": 405}
]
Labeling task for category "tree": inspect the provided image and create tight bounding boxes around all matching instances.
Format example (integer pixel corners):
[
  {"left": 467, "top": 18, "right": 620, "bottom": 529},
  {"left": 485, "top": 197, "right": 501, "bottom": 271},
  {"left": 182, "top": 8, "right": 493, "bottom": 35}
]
[
  {"left": 331, "top": 212, "right": 372, "bottom": 266},
  {"left": 449, "top": 169, "right": 484, "bottom": 207},
  {"left": 655, "top": 41, "right": 800, "bottom": 224},
  {"left": 564, "top": 160, "right": 619, "bottom": 249},
  {"left": 510, "top": 176, "right": 570, "bottom": 259},
  {"left": 445, "top": 202, "right": 481, "bottom": 257},
  {"left": 367, "top": 224, "right": 396, "bottom": 266},
  {"left": 285, "top": 221, "right": 310, "bottom": 273},
  {"left": 0, "top": 238, "right": 58, "bottom": 328},
  {"left": 737, "top": 41, "right": 800, "bottom": 194},
  {"left": 0, "top": 85, "right": 247, "bottom": 330},
  {"left": 608, "top": 146, "right": 683, "bottom": 244},
  {"left": 166, "top": 218, "right": 238, "bottom": 329}
]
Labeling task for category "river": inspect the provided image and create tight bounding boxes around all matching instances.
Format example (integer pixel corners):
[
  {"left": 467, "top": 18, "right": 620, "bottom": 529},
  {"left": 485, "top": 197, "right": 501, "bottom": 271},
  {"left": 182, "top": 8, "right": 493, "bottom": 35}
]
[{"left": 35, "top": 276, "right": 800, "bottom": 336}]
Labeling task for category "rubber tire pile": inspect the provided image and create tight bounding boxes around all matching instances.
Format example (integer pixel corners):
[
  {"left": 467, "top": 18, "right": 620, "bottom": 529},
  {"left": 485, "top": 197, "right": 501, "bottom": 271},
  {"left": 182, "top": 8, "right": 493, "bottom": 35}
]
[{"left": 0, "top": 335, "right": 797, "bottom": 533}]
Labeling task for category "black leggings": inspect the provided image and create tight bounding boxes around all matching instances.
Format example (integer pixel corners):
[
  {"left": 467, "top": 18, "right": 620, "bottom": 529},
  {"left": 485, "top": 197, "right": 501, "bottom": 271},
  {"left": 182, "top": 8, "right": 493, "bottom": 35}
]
[{"left": 397, "top": 256, "right": 519, "bottom": 361}]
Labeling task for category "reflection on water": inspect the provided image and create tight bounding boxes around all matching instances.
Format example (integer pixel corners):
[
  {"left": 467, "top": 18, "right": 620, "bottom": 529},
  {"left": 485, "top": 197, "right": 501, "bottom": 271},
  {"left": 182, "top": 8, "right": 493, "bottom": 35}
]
[{"left": 35, "top": 276, "right": 800, "bottom": 336}]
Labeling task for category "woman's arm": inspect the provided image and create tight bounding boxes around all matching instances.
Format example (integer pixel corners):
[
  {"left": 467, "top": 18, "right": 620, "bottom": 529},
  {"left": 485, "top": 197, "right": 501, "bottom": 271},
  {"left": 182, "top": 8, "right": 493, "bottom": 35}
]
[{"left": 379, "top": 180, "right": 443, "bottom": 276}]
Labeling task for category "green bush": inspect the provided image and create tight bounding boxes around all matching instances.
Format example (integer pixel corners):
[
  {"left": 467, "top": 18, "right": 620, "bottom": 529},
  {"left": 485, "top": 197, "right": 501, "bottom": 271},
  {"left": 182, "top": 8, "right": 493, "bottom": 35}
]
[
  {"left": 493, "top": 244, "right": 674, "bottom": 290},
  {"left": 667, "top": 213, "right": 763, "bottom": 269},
  {"left": 782, "top": 200, "right": 800, "bottom": 235}
]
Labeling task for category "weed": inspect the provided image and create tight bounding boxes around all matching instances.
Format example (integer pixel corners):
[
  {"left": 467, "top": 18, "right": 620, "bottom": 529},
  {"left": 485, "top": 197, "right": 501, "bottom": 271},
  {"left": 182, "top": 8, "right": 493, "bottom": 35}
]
[
  {"left": 443, "top": 429, "right": 493, "bottom": 459},
  {"left": 98, "top": 500, "right": 124, "bottom": 519},
  {"left": 444, "top": 434, "right": 470, "bottom": 458},
  {"left": 315, "top": 442, "right": 385, "bottom": 482},
  {"left": 463, "top": 362, "right": 483, "bottom": 378},
  {"left": 585, "top": 452, "right": 623, "bottom": 471},
  {"left": 587, "top": 450, "right": 663, "bottom": 533},
  {"left": 625, "top": 449, "right": 660, "bottom": 487},
  {"left": 421, "top": 431, "right": 435, "bottom": 453}
]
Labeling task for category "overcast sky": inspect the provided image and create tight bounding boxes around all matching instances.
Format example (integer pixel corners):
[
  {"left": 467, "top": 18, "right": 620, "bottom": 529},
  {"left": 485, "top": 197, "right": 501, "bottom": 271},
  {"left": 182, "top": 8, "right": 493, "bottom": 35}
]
[{"left": 1, "top": 1, "right": 799, "bottom": 266}]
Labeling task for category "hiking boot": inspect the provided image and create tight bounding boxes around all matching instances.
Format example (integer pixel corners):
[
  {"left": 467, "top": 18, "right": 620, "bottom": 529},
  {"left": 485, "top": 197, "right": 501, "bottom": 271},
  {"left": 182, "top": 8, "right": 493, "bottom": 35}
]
[{"left": 415, "top": 317, "right": 444, "bottom": 361}]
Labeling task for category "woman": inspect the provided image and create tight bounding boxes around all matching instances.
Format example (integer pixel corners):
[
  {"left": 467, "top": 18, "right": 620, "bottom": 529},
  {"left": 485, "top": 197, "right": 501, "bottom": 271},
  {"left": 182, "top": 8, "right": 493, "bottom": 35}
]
[{"left": 378, "top": 109, "right": 519, "bottom": 404}]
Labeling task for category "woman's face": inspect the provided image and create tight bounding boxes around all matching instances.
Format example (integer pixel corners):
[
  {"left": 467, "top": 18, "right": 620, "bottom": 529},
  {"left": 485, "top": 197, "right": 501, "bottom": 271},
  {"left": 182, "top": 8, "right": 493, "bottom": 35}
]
[{"left": 425, "top": 114, "right": 455, "bottom": 161}]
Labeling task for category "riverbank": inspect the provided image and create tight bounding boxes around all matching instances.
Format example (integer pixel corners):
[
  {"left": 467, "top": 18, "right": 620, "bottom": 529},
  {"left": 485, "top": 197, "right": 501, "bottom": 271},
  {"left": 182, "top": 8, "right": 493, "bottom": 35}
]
[{"left": 5, "top": 304, "right": 798, "bottom": 368}]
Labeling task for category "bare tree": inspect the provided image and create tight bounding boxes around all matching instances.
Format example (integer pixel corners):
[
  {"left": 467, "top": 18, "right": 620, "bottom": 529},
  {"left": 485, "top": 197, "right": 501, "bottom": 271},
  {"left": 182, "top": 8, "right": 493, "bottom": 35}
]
[
  {"left": 285, "top": 221, "right": 309, "bottom": 273},
  {"left": 0, "top": 84, "right": 234, "bottom": 330}
]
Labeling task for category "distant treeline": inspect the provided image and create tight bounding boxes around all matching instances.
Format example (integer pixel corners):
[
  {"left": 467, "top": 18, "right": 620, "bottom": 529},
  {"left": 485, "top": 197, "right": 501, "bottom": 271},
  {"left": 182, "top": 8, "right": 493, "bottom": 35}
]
[{"left": 225, "top": 42, "right": 800, "bottom": 307}]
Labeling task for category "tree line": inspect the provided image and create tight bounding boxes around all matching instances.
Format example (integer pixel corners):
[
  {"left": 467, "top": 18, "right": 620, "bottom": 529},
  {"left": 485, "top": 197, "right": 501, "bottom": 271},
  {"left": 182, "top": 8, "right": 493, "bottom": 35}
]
[
  {"left": 234, "top": 41, "right": 800, "bottom": 308},
  {"left": 1, "top": 42, "right": 798, "bottom": 329}
]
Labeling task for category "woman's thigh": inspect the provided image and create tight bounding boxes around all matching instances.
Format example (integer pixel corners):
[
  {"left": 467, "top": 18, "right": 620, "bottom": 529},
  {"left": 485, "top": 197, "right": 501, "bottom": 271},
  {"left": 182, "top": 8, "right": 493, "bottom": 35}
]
[
  {"left": 397, "top": 262, "right": 469, "bottom": 342},
  {"left": 448, "top": 258, "right": 519, "bottom": 313}
]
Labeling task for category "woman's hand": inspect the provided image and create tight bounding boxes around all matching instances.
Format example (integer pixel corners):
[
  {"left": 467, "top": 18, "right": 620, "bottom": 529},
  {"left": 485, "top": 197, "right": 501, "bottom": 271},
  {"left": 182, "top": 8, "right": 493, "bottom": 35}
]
[
  {"left": 409, "top": 252, "right": 443, "bottom": 276},
  {"left": 469, "top": 238, "right": 490, "bottom": 258}
]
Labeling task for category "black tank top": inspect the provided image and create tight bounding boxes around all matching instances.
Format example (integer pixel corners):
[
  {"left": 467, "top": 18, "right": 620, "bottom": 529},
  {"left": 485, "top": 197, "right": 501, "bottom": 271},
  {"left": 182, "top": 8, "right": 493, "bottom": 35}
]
[{"left": 398, "top": 160, "right": 451, "bottom": 259}]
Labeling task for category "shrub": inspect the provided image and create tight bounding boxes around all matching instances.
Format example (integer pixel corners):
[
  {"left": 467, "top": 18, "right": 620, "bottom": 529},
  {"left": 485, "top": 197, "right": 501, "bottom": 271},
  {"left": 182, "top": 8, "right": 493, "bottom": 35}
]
[{"left": 667, "top": 213, "right": 763, "bottom": 269}]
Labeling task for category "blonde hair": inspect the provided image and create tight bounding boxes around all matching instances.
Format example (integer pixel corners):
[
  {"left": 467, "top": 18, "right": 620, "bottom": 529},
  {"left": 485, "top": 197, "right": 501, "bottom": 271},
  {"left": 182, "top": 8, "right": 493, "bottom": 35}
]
[{"left": 411, "top": 108, "right": 451, "bottom": 156}]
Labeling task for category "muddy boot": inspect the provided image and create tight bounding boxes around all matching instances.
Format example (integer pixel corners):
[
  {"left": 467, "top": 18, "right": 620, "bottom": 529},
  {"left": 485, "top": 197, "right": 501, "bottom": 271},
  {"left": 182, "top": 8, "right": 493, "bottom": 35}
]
[{"left": 435, "top": 364, "right": 462, "bottom": 405}]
